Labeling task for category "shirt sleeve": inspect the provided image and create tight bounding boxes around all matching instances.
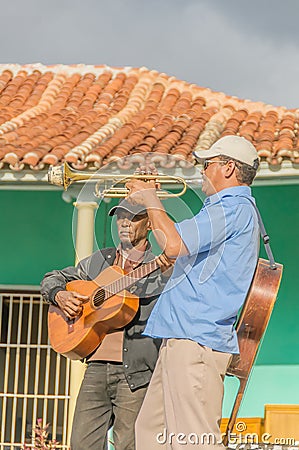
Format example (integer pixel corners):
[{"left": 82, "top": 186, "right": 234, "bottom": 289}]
[
  {"left": 175, "top": 200, "right": 253, "bottom": 256},
  {"left": 40, "top": 258, "right": 91, "bottom": 304},
  {"left": 40, "top": 249, "right": 110, "bottom": 304}
]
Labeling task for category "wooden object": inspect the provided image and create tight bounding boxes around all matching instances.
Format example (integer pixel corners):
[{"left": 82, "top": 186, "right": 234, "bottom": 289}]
[
  {"left": 220, "top": 417, "right": 264, "bottom": 443},
  {"left": 264, "top": 404, "right": 299, "bottom": 442},
  {"left": 48, "top": 260, "right": 159, "bottom": 359},
  {"left": 223, "top": 258, "right": 283, "bottom": 445}
]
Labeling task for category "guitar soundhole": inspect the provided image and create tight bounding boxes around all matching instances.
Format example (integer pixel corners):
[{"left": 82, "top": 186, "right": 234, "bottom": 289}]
[{"left": 92, "top": 288, "right": 106, "bottom": 308}]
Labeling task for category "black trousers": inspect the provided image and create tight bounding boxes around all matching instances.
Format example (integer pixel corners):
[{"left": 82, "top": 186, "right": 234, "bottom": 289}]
[{"left": 71, "top": 361, "right": 147, "bottom": 450}]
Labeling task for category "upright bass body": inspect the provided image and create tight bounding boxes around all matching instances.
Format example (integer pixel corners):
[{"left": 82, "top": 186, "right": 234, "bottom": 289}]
[{"left": 47, "top": 265, "right": 140, "bottom": 360}]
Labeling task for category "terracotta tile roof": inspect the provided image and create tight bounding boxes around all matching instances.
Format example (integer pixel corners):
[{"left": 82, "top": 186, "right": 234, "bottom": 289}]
[{"left": 0, "top": 63, "right": 298, "bottom": 172}]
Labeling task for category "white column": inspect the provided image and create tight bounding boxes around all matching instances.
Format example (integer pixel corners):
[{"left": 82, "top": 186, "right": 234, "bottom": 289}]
[
  {"left": 68, "top": 201, "right": 98, "bottom": 443},
  {"left": 73, "top": 201, "right": 99, "bottom": 264}
]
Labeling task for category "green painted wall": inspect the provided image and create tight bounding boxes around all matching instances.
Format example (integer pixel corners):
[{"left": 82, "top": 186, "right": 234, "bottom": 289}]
[
  {"left": 135, "top": 184, "right": 299, "bottom": 367},
  {"left": 0, "top": 185, "right": 298, "bottom": 365},
  {"left": 0, "top": 183, "right": 298, "bottom": 416},
  {"left": 223, "top": 365, "right": 299, "bottom": 418},
  {"left": 250, "top": 185, "right": 299, "bottom": 366},
  {"left": 0, "top": 190, "right": 114, "bottom": 285},
  {"left": 0, "top": 190, "right": 74, "bottom": 285}
]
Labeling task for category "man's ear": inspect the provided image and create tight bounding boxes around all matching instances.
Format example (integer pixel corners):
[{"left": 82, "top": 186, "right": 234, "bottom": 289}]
[
  {"left": 147, "top": 219, "right": 152, "bottom": 231},
  {"left": 224, "top": 160, "right": 235, "bottom": 179}
]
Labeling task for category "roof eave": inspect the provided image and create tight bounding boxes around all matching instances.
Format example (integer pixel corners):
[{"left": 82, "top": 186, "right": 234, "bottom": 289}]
[
  {"left": 0, "top": 162, "right": 299, "bottom": 191},
  {"left": 252, "top": 161, "right": 299, "bottom": 186}
]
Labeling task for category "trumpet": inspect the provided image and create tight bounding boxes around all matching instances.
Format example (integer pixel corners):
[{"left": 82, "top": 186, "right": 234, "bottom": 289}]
[{"left": 48, "top": 162, "right": 187, "bottom": 198}]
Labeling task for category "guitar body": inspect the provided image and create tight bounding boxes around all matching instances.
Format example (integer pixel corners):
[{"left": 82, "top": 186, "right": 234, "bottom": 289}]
[
  {"left": 47, "top": 265, "right": 140, "bottom": 360},
  {"left": 227, "top": 258, "right": 283, "bottom": 379},
  {"left": 223, "top": 258, "right": 283, "bottom": 445}
]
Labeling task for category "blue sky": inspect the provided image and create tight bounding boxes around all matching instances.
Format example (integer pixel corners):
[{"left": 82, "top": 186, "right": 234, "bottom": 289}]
[{"left": 1, "top": 0, "right": 299, "bottom": 108}]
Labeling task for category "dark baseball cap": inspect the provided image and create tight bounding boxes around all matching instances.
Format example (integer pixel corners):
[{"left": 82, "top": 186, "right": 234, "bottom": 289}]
[{"left": 108, "top": 199, "right": 147, "bottom": 217}]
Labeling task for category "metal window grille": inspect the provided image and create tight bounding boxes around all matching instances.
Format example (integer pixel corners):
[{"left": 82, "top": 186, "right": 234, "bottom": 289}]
[{"left": 0, "top": 288, "right": 70, "bottom": 449}]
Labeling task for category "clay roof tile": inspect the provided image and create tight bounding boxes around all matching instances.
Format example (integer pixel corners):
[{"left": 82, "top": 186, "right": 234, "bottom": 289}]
[{"left": 0, "top": 63, "right": 297, "bottom": 171}]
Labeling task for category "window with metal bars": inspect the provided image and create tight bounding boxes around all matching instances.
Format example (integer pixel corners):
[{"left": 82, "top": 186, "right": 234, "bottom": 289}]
[{"left": 0, "top": 288, "right": 70, "bottom": 450}]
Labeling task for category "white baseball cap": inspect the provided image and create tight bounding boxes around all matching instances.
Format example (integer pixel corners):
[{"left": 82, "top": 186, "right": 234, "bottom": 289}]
[{"left": 193, "top": 135, "right": 259, "bottom": 169}]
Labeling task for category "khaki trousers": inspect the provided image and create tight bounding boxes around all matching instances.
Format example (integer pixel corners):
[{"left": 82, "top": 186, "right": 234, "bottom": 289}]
[{"left": 135, "top": 339, "right": 232, "bottom": 450}]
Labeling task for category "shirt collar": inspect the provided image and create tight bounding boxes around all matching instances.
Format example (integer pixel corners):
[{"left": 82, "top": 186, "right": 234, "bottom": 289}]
[
  {"left": 116, "top": 240, "right": 148, "bottom": 266},
  {"left": 204, "top": 186, "right": 252, "bottom": 206}
]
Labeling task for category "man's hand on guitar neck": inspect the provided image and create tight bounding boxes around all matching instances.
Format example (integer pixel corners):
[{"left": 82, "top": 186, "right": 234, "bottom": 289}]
[
  {"left": 156, "top": 253, "right": 175, "bottom": 276},
  {"left": 54, "top": 290, "right": 89, "bottom": 319}
]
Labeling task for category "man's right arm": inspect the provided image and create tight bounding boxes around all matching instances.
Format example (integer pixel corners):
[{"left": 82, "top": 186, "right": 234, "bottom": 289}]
[
  {"left": 41, "top": 262, "right": 87, "bottom": 302},
  {"left": 125, "top": 180, "right": 189, "bottom": 258},
  {"left": 41, "top": 259, "right": 91, "bottom": 318}
]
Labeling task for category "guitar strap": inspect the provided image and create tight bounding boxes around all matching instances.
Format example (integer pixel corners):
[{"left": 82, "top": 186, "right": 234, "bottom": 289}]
[{"left": 240, "top": 196, "right": 277, "bottom": 270}]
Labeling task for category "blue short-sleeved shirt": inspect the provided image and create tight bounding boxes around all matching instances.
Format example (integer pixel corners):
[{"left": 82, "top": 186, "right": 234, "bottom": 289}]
[{"left": 144, "top": 186, "right": 260, "bottom": 354}]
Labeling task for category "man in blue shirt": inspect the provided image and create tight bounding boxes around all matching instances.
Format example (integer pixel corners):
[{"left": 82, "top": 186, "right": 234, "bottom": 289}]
[{"left": 126, "top": 135, "right": 260, "bottom": 449}]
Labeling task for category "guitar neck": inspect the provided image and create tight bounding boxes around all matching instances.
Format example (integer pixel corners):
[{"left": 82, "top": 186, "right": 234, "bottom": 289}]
[{"left": 105, "top": 259, "right": 159, "bottom": 298}]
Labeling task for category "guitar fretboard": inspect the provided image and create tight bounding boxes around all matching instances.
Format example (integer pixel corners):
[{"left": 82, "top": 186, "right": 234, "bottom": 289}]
[{"left": 104, "top": 259, "right": 159, "bottom": 299}]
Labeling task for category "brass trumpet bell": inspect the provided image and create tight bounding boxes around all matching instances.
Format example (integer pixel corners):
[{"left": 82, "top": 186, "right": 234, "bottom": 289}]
[{"left": 48, "top": 162, "right": 187, "bottom": 198}]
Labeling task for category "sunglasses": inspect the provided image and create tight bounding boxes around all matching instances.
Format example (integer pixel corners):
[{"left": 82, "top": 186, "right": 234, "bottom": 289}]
[{"left": 202, "top": 159, "right": 229, "bottom": 170}]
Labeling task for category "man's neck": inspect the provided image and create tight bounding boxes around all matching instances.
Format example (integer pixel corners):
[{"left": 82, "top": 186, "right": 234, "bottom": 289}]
[
  {"left": 210, "top": 181, "right": 248, "bottom": 196},
  {"left": 121, "top": 238, "right": 148, "bottom": 252}
]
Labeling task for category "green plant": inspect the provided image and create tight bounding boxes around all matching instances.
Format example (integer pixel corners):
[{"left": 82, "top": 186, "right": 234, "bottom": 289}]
[{"left": 22, "top": 419, "right": 59, "bottom": 449}]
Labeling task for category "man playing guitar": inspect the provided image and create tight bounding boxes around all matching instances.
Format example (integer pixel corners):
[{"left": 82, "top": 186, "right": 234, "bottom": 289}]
[{"left": 41, "top": 199, "right": 172, "bottom": 450}]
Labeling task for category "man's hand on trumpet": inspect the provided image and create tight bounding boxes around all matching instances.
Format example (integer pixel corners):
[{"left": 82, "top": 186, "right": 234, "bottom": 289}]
[
  {"left": 126, "top": 164, "right": 160, "bottom": 207},
  {"left": 126, "top": 164, "right": 189, "bottom": 259}
]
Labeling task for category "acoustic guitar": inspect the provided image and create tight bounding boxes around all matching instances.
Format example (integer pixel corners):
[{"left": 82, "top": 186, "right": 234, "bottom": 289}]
[
  {"left": 47, "top": 258, "right": 159, "bottom": 360},
  {"left": 223, "top": 257, "right": 283, "bottom": 445}
]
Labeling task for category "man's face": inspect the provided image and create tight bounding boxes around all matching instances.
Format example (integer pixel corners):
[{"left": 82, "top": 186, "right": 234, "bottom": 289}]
[
  {"left": 116, "top": 210, "right": 150, "bottom": 247},
  {"left": 201, "top": 157, "right": 228, "bottom": 196}
]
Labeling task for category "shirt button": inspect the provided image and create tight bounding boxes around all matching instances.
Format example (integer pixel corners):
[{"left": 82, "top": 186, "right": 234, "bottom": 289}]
[
  {"left": 130, "top": 384, "right": 135, "bottom": 388},
  {"left": 124, "top": 348, "right": 128, "bottom": 352},
  {"left": 124, "top": 364, "right": 128, "bottom": 368},
  {"left": 128, "top": 375, "right": 132, "bottom": 380}
]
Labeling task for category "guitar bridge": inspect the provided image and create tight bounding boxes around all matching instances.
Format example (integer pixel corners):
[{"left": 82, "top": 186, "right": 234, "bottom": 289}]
[{"left": 67, "top": 318, "right": 75, "bottom": 333}]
